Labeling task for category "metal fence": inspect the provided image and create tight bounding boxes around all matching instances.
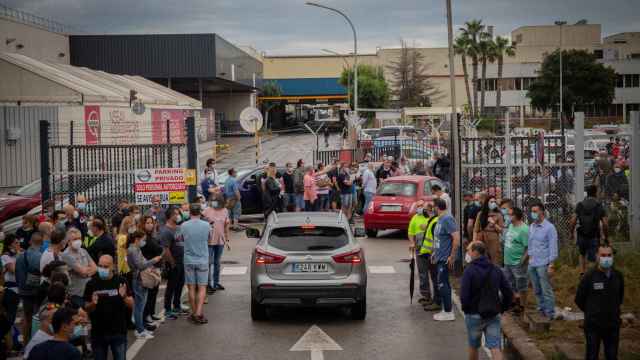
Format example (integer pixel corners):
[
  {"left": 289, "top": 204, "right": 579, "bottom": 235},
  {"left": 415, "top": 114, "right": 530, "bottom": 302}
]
[{"left": 41, "top": 119, "right": 195, "bottom": 223}]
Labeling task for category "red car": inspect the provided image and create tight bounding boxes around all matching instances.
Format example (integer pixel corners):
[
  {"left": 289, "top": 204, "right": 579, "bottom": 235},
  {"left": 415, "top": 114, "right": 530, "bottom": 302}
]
[
  {"left": 0, "top": 179, "right": 42, "bottom": 224},
  {"left": 363, "top": 175, "right": 449, "bottom": 238}
]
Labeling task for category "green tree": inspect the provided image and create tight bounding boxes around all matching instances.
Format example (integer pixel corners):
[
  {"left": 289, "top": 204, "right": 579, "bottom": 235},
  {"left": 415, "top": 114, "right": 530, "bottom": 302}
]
[
  {"left": 527, "top": 50, "right": 616, "bottom": 120},
  {"left": 460, "top": 19, "right": 485, "bottom": 120},
  {"left": 387, "top": 40, "right": 440, "bottom": 107},
  {"left": 454, "top": 33, "right": 473, "bottom": 114},
  {"left": 339, "top": 64, "right": 390, "bottom": 117},
  {"left": 478, "top": 35, "right": 496, "bottom": 117},
  {"left": 260, "top": 80, "right": 283, "bottom": 129},
  {"left": 493, "top": 36, "right": 516, "bottom": 115}
]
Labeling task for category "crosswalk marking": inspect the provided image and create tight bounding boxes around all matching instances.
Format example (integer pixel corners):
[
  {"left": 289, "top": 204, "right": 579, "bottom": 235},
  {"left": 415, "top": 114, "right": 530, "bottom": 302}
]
[
  {"left": 367, "top": 265, "right": 396, "bottom": 274},
  {"left": 222, "top": 266, "right": 248, "bottom": 275}
]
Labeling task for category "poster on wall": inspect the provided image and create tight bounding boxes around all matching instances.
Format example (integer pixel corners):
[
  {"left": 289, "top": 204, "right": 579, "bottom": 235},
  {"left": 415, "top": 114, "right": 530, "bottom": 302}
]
[
  {"left": 106, "top": 108, "right": 140, "bottom": 145},
  {"left": 152, "top": 109, "right": 187, "bottom": 144},
  {"left": 134, "top": 168, "right": 187, "bottom": 205},
  {"left": 84, "top": 105, "right": 101, "bottom": 145}
]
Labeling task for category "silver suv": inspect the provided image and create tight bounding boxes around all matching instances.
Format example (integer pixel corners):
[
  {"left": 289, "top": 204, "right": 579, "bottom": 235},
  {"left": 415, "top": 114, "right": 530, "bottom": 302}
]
[{"left": 248, "top": 212, "right": 367, "bottom": 320}]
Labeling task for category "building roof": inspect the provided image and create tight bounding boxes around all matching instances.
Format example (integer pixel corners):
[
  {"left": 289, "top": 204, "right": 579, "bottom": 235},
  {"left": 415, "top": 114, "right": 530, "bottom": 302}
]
[{"left": 0, "top": 52, "right": 201, "bottom": 107}]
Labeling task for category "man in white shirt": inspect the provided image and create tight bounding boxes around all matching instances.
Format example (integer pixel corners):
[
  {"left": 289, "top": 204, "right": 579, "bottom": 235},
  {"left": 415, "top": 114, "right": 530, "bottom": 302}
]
[
  {"left": 362, "top": 163, "right": 378, "bottom": 214},
  {"left": 40, "top": 229, "right": 66, "bottom": 272},
  {"left": 23, "top": 307, "right": 55, "bottom": 359},
  {"left": 431, "top": 184, "right": 452, "bottom": 216}
]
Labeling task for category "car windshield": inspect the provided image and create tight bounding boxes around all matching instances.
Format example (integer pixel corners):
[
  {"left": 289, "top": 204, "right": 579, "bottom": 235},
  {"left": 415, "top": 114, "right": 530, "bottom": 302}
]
[
  {"left": 379, "top": 128, "right": 400, "bottom": 137},
  {"left": 377, "top": 182, "right": 417, "bottom": 197},
  {"left": 12, "top": 179, "right": 41, "bottom": 196},
  {"left": 268, "top": 226, "right": 349, "bottom": 252},
  {"left": 216, "top": 168, "right": 253, "bottom": 185}
]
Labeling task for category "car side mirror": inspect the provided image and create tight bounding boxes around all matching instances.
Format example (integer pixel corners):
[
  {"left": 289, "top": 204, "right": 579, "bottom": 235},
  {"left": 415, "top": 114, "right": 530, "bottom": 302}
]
[
  {"left": 353, "top": 228, "right": 366, "bottom": 238},
  {"left": 246, "top": 227, "right": 261, "bottom": 238}
]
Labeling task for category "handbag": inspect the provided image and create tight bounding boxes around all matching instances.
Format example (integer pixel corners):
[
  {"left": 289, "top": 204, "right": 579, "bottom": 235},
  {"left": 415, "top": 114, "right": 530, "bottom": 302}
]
[{"left": 140, "top": 267, "right": 161, "bottom": 289}]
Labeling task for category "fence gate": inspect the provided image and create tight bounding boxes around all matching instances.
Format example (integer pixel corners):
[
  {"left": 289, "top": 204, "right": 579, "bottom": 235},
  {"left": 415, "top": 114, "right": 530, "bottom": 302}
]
[{"left": 40, "top": 120, "right": 192, "bottom": 222}]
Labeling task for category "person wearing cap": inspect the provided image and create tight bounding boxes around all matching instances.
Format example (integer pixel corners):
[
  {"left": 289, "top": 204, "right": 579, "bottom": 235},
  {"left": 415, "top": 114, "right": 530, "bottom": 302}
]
[{"left": 177, "top": 203, "right": 211, "bottom": 324}]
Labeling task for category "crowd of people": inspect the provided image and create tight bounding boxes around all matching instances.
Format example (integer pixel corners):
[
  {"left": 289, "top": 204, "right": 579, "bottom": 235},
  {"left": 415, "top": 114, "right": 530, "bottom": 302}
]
[
  {"left": 408, "top": 183, "right": 625, "bottom": 360},
  {"left": 0, "top": 191, "right": 231, "bottom": 359}
]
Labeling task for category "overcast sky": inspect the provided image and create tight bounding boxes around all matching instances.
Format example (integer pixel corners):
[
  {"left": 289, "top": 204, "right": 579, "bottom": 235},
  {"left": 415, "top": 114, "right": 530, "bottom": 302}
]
[{"left": 5, "top": 0, "right": 638, "bottom": 55}]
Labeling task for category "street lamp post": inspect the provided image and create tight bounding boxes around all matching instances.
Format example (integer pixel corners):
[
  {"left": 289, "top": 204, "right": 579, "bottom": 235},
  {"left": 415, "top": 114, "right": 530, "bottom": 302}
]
[
  {"left": 306, "top": 2, "right": 358, "bottom": 120},
  {"left": 555, "top": 20, "right": 567, "bottom": 150},
  {"left": 322, "top": 48, "right": 351, "bottom": 109}
]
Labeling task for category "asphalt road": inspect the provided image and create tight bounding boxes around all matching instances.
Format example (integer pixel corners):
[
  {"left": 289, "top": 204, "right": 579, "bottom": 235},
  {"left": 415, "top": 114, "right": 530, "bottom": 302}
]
[{"left": 129, "top": 228, "right": 477, "bottom": 360}]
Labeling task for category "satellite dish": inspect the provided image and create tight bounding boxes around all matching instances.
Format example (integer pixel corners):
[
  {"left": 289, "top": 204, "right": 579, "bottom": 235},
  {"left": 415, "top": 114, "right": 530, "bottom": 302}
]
[{"left": 239, "top": 107, "right": 264, "bottom": 134}]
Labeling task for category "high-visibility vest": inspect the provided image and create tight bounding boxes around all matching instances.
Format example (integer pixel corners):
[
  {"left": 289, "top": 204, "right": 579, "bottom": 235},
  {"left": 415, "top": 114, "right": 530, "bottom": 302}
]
[
  {"left": 83, "top": 234, "right": 97, "bottom": 249},
  {"left": 419, "top": 216, "right": 439, "bottom": 255}
]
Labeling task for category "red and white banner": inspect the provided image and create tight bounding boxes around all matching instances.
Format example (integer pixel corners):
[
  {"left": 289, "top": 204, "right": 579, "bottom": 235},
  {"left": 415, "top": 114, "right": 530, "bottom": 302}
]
[
  {"left": 134, "top": 168, "right": 187, "bottom": 205},
  {"left": 152, "top": 109, "right": 186, "bottom": 144},
  {"left": 84, "top": 105, "right": 101, "bottom": 145}
]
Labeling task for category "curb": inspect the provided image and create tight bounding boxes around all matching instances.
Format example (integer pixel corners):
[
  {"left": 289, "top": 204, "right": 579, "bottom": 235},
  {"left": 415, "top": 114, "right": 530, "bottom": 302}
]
[{"left": 501, "top": 314, "right": 546, "bottom": 360}]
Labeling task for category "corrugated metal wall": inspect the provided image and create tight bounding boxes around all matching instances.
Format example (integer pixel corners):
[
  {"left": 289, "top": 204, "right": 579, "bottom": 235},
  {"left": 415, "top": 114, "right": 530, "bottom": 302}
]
[
  {"left": 70, "top": 34, "right": 217, "bottom": 78},
  {"left": 0, "top": 106, "right": 57, "bottom": 188}
]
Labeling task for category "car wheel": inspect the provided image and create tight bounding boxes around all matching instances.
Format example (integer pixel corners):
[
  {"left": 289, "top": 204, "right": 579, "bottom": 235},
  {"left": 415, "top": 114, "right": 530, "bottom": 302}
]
[
  {"left": 251, "top": 296, "right": 267, "bottom": 321},
  {"left": 365, "top": 229, "right": 377, "bottom": 238},
  {"left": 351, "top": 294, "right": 366, "bottom": 320}
]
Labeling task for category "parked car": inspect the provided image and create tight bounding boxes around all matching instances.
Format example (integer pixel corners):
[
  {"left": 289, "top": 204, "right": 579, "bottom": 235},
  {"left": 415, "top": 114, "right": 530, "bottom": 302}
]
[
  {"left": 363, "top": 175, "right": 448, "bottom": 238},
  {"left": 215, "top": 167, "right": 286, "bottom": 215},
  {"left": 248, "top": 211, "right": 367, "bottom": 320},
  {"left": 0, "top": 179, "right": 42, "bottom": 223}
]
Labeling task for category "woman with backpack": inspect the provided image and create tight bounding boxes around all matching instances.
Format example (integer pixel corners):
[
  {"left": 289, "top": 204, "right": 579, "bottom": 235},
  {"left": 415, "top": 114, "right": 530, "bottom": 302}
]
[{"left": 473, "top": 194, "right": 505, "bottom": 266}]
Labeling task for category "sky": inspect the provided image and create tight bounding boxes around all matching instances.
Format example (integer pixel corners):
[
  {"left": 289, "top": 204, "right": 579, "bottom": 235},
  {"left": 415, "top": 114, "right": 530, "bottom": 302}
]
[{"left": 4, "top": 0, "right": 638, "bottom": 55}]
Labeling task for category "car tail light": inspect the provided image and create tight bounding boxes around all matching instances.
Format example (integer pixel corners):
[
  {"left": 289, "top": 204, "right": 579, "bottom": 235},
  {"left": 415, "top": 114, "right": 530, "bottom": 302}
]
[
  {"left": 255, "top": 248, "right": 286, "bottom": 265},
  {"left": 333, "top": 249, "right": 362, "bottom": 264}
]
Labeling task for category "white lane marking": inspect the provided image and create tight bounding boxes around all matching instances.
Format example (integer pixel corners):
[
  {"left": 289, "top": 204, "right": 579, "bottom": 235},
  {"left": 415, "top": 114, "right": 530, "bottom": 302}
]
[
  {"left": 290, "top": 325, "right": 343, "bottom": 360},
  {"left": 451, "top": 289, "right": 492, "bottom": 359},
  {"left": 222, "top": 266, "right": 247, "bottom": 275},
  {"left": 368, "top": 265, "right": 396, "bottom": 274},
  {"left": 126, "top": 338, "right": 148, "bottom": 359}
]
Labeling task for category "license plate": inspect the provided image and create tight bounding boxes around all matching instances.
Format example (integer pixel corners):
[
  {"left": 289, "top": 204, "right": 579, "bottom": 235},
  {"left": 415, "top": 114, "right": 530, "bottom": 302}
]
[
  {"left": 381, "top": 205, "right": 402, "bottom": 212},
  {"left": 292, "top": 263, "right": 328, "bottom": 273}
]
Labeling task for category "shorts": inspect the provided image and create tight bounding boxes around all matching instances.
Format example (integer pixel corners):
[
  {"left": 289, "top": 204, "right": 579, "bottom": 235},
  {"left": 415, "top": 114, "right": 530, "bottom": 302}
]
[
  {"left": 503, "top": 264, "right": 528, "bottom": 293},
  {"left": 295, "top": 193, "right": 305, "bottom": 210},
  {"left": 184, "top": 263, "right": 209, "bottom": 286},
  {"left": 229, "top": 201, "right": 242, "bottom": 220},
  {"left": 464, "top": 314, "right": 502, "bottom": 349},
  {"left": 340, "top": 194, "right": 353, "bottom": 208},
  {"left": 577, "top": 235, "right": 598, "bottom": 262}
]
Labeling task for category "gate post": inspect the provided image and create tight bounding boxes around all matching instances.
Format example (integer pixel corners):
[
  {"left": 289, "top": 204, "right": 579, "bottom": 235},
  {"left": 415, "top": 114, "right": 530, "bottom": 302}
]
[
  {"left": 186, "top": 116, "right": 198, "bottom": 203},
  {"left": 630, "top": 111, "right": 639, "bottom": 247},
  {"left": 574, "top": 112, "right": 585, "bottom": 203},
  {"left": 39, "top": 120, "right": 51, "bottom": 208},
  {"left": 68, "top": 121, "right": 75, "bottom": 204}
]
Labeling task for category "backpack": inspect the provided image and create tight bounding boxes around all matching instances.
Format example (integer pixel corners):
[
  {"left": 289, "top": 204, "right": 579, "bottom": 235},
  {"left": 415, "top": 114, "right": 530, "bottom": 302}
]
[
  {"left": 576, "top": 199, "right": 601, "bottom": 238},
  {"left": 293, "top": 169, "right": 305, "bottom": 193},
  {"left": 477, "top": 266, "right": 501, "bottom": 319}
]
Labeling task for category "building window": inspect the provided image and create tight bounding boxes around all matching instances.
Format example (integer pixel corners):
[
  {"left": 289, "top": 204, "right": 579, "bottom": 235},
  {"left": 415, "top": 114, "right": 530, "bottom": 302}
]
[
  {"left": 515, "top": 34, "right": 523, "bottom": 44},
  {"left": 624, "top": 74, "right": 640, "bottom": 88},
  {"left": 616, "top": 74, "right": 624, "bottom": 88},
  {"left": 594, "top": 50, "right": 603, "bottom": 59},
  {"left": 499, "top": 78, "right": 517, "bottom": 91},
  {"left": 631, "top": 53, "right": 640, "bottom": 59},
  {"left": 522, "top": 77, "right": 536, "bottom": 90}
]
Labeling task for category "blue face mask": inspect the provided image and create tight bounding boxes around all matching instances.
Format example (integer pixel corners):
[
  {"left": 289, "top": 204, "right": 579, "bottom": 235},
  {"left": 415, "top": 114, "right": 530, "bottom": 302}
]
[
  {"left": 599, "top": 257, "right": 613, "bottom": 269},
  {"left": 489, "top": 202, "right": 498, "bottom": 210},
  {"left": 531, "top": 212, "right": 539, "bottom": 221},
  {"left": 72, "top": 325, "right": 83, "bottom": 339},
  {"left": 77, "top": 203, "right": 86, "bottom": 211},
  {"left": 97, "top": 267, "right": 110, "bottom": 280},
  {"left": 139, "top": 239, "right": 147, "bottom": 248},
  {"left": 501, "top": 208, "right": 508, "bottom": 216},
  {"left": 48, "top": 324, "right": 54, "bottom": 334},
  {"left": 474, "top": 201, "right": 481, "bottom": 207}
]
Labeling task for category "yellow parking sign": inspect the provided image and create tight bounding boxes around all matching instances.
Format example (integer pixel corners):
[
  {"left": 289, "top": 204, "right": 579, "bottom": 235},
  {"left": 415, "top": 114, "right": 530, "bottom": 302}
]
[
  {"left": 169, "top": 191, "right": 186, "bottom": 204},
  {"left": 184, "top": 169, "right": 197, "bottom": 186}
]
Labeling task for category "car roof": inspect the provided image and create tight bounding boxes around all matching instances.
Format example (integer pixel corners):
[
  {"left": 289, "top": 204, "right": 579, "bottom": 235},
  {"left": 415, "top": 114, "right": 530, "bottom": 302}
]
[
  {"left": 382, "top": 175, "right": 437, "bottom": 183},
  {"left": 267, "top": 211, "right": 350, "bottom": 228}
]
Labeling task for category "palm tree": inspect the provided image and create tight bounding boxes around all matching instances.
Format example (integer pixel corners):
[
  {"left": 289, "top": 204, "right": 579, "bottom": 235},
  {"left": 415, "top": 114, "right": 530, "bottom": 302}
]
[
  {"left": 478, "top": 35, "right": 496, "bottom": 117},
  {"left": 454, "top": 34, "right": 473, "bottom": 118},
  {"left": 460, "top": 20, "right": 485, "bottom": 120},
  {"left": 493, "top": 36, "right": 517, "bottom": 116}
]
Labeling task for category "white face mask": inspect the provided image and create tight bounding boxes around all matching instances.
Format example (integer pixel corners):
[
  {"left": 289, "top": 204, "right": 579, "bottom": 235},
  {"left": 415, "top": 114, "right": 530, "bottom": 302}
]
[
  {"left": 73, "top": 210, "right": 80, "bottom": 219},
  {"left": 71, "top": 240, "right": 82, "bottom": 250},
  {"left": 465, "top": 253, "right": 473, "bottom": 264}
]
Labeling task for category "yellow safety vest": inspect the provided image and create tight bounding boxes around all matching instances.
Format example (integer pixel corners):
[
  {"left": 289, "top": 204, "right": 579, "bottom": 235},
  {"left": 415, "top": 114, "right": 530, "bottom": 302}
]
[{"left": 419, "top": 216, "right": 439, "bottom": 255}]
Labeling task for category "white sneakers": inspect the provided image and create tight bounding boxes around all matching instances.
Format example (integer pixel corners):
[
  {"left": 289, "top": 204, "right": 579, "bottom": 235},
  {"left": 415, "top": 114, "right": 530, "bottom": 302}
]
[
  {"left": 135, "top": 330, "right": 155, "bottom": 339},
  {"left": 433, "top": 311, "right": 456, "bottom": 321}
]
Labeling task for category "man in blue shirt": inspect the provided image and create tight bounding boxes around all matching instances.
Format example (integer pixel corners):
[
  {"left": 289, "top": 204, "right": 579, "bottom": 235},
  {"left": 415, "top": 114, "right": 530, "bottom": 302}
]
[
  {"left": 16, "top": 231, "right": 44, "bottom": 343},
  {"left": 177, "top": 203, "right": 211, "bottom": 324},
  {"left": 431, "top": 198, "right": 460, "bottom": 322},
  {"left": 224, "top": 168, "right": 242, "bottom": 231},
  {"left": 527, "top": 202, "right": 558, "bottom": 320}
]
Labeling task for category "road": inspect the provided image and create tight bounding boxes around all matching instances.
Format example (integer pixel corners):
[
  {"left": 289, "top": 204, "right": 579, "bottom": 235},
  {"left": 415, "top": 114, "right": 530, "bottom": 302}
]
[
  {"left": 128, "top": 134, "right": 483, "bottom": 360},
  {"left": 130, "top": 229, "right": 474, "bottom": 360}
]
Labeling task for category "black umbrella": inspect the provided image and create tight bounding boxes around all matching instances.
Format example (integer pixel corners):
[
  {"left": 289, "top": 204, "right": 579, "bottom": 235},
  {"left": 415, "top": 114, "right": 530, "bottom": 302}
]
[{"left": 409, "top": 251, "right": 415, "bottom": 304}]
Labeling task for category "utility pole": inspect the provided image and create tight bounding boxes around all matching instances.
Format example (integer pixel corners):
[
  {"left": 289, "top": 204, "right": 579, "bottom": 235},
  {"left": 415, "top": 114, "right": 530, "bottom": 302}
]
[{"left": 555, "top": 20, "right": 567, "bottom": 153}]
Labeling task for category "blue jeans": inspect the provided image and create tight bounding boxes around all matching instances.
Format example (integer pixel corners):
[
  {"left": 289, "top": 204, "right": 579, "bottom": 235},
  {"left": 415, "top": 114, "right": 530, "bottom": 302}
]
[
  {"left": 283, "top": 193, "right": 296, "bottom": 211},
  {"left": 92, "top": 334, "right": 127, "bottom": 360},
  {"left": 294, "top": 194, "right": 305, "bottom": 210},
  {"left": 363, "top": 191, "right": 374, "bottom": 213},
  {"left": 209, "top": 245, "right": 224, "bottom": 288},
  {"left": 436, "top": 261, "right": 452, "bottom": 312},
  {"left": 132, "top": 277, "right": 148, "bottom": 333},
  {"left": 465, "top": 314, "right": 502, "bottom": 349},
  {"left": 317, "top": 194, "right": 330, "bottom": 211},
  {"left": 528, "top": 264, "right": 555, "bottom": 318}
]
